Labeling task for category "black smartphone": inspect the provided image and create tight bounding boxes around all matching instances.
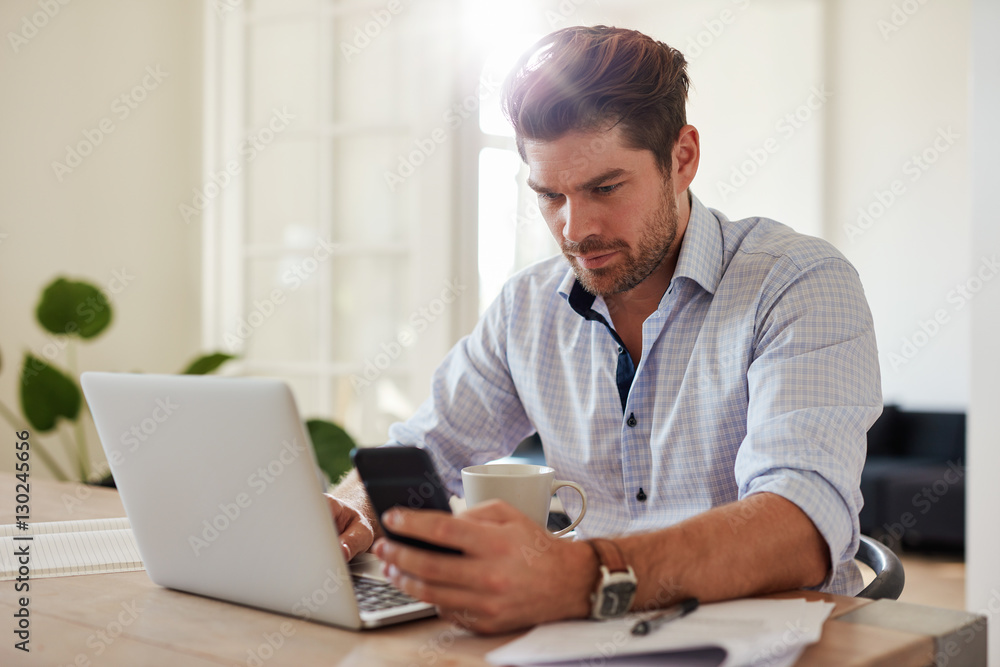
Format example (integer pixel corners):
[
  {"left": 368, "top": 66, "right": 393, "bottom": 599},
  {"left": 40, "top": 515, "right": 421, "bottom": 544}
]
[{"left": 351, "top": 446, "right": 461, "bottom": 555}]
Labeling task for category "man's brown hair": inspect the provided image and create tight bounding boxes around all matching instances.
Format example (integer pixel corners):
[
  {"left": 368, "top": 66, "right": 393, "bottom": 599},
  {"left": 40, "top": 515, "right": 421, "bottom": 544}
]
[{"left": 501, "top": 25, "right": 689, "bottom": 174}]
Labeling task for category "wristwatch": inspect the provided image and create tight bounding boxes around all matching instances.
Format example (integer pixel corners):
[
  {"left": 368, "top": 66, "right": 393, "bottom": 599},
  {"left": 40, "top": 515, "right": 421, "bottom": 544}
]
[{"left": 586, "top": 538, "right": 638, "bottom": 619}]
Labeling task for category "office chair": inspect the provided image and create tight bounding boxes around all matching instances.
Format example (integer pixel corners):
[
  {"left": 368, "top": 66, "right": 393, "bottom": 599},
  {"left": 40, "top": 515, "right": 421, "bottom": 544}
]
[{"left": 855, "top": 534, "right": 905, "bottom": 600}]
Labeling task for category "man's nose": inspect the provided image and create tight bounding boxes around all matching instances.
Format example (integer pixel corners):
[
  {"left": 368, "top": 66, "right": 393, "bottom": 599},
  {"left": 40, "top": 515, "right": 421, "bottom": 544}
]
[{"left": 562, "top": 200, "right": 600, "bottom": 244}]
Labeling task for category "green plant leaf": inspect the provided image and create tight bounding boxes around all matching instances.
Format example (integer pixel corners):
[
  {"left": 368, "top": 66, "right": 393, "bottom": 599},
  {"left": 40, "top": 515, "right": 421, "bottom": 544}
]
[
  {"left": 35, "top": 278, "right": 112, "bottom": 339},
  {"left": 19, "top": 353, "right": 81, "bottom": 432},
  {"left": 306, "top": 419, "right": 357, "bottom": 485},
  {"left": 181, "top": 352, "right": 236, "bottom": 375}
]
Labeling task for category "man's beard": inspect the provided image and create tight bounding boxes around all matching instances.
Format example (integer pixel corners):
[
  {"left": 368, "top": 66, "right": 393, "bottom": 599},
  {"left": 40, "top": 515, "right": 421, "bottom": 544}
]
[{"left": 563, "top": 183, "right": 679, "bottom": 297}]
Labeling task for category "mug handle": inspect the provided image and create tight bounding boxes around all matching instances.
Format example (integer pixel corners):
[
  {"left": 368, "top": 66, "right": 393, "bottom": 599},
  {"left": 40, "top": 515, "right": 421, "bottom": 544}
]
[{"left": 550, "top": 480, "right": 587, "bottom": 537}]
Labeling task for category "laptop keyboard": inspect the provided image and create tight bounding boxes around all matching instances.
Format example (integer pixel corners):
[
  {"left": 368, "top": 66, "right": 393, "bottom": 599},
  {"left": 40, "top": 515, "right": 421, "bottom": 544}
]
[{"left": 352, "top": 575, "right": 422, "bottom": 613}]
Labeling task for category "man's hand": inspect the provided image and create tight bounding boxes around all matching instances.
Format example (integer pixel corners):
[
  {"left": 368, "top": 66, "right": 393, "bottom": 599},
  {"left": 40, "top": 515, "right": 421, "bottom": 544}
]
[
  {"left": 373, "top": 500, "right": 599, "bottom": 635},
  {"left": 325, "top": 469, "right": 381, "bottom": 561},
  {"left": 324, "top": 494, "right": 376, "bottom": 561}
]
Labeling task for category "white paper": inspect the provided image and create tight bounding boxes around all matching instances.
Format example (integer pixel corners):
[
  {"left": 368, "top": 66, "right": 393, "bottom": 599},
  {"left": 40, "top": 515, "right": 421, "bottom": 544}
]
[
  {"left": 0, "top": 517, "right": 131, "bottom": 537},
  {"left": 0, "top": 517, "right": 144, "bottom": 580},
  {"left": 486, "top": 598, "right": 834, "bottom": 667}
]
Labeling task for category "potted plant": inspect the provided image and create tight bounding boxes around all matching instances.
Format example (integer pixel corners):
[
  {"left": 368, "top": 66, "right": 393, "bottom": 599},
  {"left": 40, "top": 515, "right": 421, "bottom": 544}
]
[{"left": 0, "top": 277, "right": 356, "bottom": 486}]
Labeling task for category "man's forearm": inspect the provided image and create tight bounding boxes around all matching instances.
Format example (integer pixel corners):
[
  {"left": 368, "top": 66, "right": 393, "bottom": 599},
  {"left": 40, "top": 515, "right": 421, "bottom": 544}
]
[{"left": 616, "top": 492, "right": 831, "bottom": 609}]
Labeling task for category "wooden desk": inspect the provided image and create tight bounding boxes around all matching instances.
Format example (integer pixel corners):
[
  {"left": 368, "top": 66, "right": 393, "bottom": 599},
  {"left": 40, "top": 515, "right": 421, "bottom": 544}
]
[{"left": 0, "top": 475, "right": 987, "bottom": 666}]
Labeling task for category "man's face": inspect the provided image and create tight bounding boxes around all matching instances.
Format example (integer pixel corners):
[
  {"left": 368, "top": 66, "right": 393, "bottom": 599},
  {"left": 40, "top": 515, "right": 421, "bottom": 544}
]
[{"left": 523, "top": 126, "right": 680, "bottom": 297}]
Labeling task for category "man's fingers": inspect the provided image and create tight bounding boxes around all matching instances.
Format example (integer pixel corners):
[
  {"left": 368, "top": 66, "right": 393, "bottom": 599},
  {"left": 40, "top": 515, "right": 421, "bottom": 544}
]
[
  {"left": 374, "top": 538, "right": 480, "bottom": 589},
  {"left": 459, "top": 498, "right": 524, "bottom": 523},
  {"left": 340, "top": 523, "right": 374, "bottom": 561},
  {"left": 383, "top": 563, "right": 498, "bottom": 616},
  {"left": 324, "top": 494, "right": 374, "bottom": 560},
  {"left": 382, "top": 563, "right": 526, "bottom": 634},
  {"left": 382, "top": 502, "right": 550, "bottom": 565},
  {"left": 324, "top": 495, "right": 353, "bottom": 532},
  {"left": 382, "top": 507, "right": 491, "bottom": 554}
]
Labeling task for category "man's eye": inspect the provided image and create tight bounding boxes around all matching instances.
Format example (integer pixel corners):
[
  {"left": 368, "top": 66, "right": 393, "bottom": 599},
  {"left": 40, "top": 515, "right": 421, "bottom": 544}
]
[
  {"left": 538, "top": 192, "right": 562, "bottom": 201},
  {"left": 595, "top": 184, "right": 621, "bottom": 195}
]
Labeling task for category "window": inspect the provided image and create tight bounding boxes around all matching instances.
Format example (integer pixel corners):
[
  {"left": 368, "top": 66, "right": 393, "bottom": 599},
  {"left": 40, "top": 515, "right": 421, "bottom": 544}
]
[{"left": 202, "top": 0, "right": 462, "bottom": 445}]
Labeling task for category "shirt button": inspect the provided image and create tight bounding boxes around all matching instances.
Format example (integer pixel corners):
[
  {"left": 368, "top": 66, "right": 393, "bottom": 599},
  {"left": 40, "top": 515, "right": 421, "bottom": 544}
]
[
  {"left": 627, "top": 413, "right": 637, "bottom": 427},
  {"left": 636, "top": 488, "right": 647, "bottom": 501},
  {"left": 618, "top": 346, "right": 624, "bottom": 354}
]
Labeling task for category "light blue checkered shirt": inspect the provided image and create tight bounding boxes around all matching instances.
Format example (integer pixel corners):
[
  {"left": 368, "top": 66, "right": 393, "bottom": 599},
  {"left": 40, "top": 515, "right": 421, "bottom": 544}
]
[{"left": 389, "top": 194, "right": 882, "bottom": 596}]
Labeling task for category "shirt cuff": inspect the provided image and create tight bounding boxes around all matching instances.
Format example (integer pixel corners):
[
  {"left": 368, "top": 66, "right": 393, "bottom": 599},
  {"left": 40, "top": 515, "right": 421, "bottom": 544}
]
[{"left": 743, "top": 469, "right": 857, "bottom": 592}]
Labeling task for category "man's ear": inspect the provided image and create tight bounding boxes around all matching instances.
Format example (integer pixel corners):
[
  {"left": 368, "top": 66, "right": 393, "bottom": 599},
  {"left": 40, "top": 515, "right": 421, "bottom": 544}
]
[{"left": 672, "top": 125, "right": 700, "bottom": 196}]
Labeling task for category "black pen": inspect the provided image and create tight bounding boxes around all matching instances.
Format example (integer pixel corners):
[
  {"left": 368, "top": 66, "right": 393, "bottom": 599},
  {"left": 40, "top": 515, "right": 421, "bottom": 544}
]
[{"left": 630, "top": 597, "right": 699, "bottom": 636}]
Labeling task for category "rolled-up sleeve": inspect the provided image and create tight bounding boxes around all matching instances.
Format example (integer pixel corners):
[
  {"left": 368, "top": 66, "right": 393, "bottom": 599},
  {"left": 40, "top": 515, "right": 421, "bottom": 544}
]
[
  {"left": 387, "top": 283, "right": 533, "bottom": 497},
  {"left": 735, "top": 255, "right": 882, "bottom": 595}
]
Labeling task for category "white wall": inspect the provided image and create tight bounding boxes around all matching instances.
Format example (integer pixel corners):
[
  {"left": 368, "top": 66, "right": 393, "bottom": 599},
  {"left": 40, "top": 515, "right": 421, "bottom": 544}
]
[
  {"left": 968, "top": 0, "right": 1000, "bottom": 661},
  {"left": 0, "top": 0, "right": 203, "bottom": 479},
  {"left": 601, "top": 0, "right": 974, "bottom": 411},
  {"left": 677, "top": 0, "right": 826, "bottom": 239},
  {"left": 825, "top": 0, "right": 971, "bottom": 411}
]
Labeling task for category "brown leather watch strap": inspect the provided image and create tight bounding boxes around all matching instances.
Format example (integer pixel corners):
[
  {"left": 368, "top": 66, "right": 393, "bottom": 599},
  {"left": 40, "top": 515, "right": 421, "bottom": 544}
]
[{"left": 587, "top": 538, "right": 628, "bottom": 573}]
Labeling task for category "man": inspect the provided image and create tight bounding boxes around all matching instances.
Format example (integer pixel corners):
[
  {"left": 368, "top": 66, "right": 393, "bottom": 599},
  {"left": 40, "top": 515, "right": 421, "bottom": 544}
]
[{"left": 327, "top": 25, "right": 881, "bottom": 635}]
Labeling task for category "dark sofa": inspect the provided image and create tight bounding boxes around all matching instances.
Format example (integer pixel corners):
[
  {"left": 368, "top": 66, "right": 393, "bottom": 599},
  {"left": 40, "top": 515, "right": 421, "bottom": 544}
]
[{"left": 860, "top": 405, "right": 966, "bottom": 552}]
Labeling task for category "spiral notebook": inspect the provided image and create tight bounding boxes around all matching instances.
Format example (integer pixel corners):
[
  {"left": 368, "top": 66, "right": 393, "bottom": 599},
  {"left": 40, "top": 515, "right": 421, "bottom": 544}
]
[{"left": 0, "top": 517, "right": 144, "bottom": 580}]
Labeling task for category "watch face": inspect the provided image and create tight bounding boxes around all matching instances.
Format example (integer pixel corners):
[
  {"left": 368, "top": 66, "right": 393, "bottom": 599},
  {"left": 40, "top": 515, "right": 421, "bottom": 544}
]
[{"left": 599, "top": 581, "right": 638, "bottom": 616}]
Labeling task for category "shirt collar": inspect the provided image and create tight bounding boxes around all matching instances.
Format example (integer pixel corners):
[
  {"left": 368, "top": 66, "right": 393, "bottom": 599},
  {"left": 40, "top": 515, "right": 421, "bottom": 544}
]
[
  {"left": 556, "top": 191, "right": 726, "bottom": 309},
  {"left": 672, "top": 192, "right": 725, "bottom": 296},
  {"left": 557, "top": 265, "right": 613, "bottom": 322}
]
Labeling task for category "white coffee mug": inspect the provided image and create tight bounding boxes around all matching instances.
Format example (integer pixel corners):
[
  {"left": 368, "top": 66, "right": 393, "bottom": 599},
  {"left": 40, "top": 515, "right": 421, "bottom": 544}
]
[{"left": 461, "top": 463, "right": 587, "bottom": 537}]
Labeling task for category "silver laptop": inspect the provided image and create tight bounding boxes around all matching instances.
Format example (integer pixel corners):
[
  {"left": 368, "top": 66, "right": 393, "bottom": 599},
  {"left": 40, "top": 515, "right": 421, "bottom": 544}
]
[{"left": 80, "top": 371, "right": 435, "bottom": 630}]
